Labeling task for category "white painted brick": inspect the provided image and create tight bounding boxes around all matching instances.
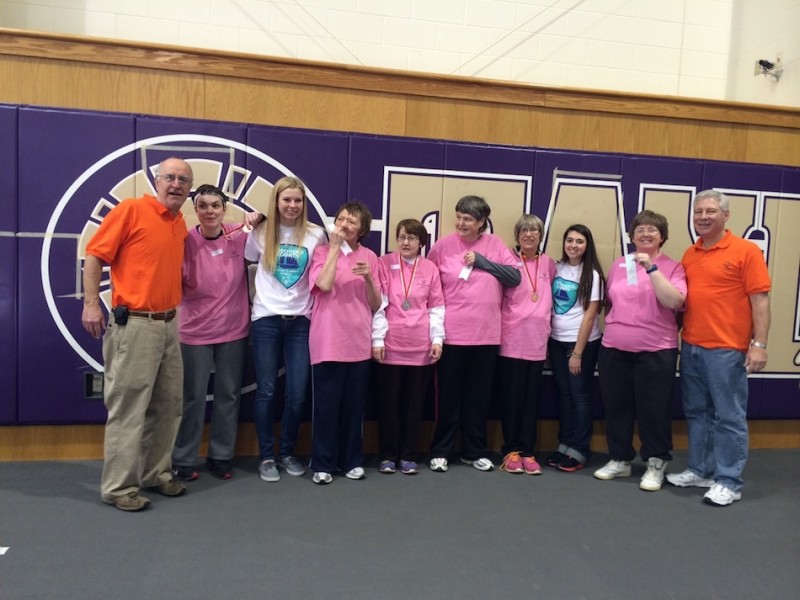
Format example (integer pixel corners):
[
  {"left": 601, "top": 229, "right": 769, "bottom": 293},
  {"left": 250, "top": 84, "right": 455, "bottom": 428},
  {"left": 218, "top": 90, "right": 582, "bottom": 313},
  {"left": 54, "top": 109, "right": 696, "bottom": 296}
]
[
  {"left": 151, "top": 0, "right": 210, "bottom": 25},
  {"left": 296, "top": 0, "right": 357, "bottom": 9},
  {"left": 356, "top": 0, "right": 412, "bottom": 18},
  {"left": 82, "top": 12, "right": 120, "bottom": 38},
  {"left": 459, "top": 54, "right": 514, "bottom": 80},
  {"left": 516, "top": 5, "right": 568, "bottom": 35},
  {"left": 209, "top": 0, "right": 271, "bottom": 31},
  {"left": 326, "top": 8, "right": 384, "bottom": 43},
  {"left": 585, "top": 40, "right": 635, "bottom": 69},
  {"left": 115, "top": 15, "right": 177, "bottom": 45},
  {"left": 678, "top": 75, "right": 727, "bottom": 101},
  {"left": 631, "top": 18, "right": 684, "bottom": 48},
  {"left": 270, "top": 4, "right": 330, "bottom": 38},
  {"left": 679, "top": 50, "right": 729, "bottom": 80},
  {"left": 435, "top": 23, "right": 490, "bottom": 54},
  {"left": 85, "top": 0, "right": 148, "bottom": 18},
  {"left": 493, "top": 32, "right": 538, "bottom": 61},
  {"left": 178, "top": 22, "right": 242, "bottom": 53},
  {"left": 407, "top": 48, "right": 463, "bottom": 75},
  {"left": 297, "top": 35, "right": 360, "bottom": 65},
  {"left": 637, "top": 1, "right": 685, "bottom": 23},
  {"left": 685, "top": 0, "right": 732, "bottom": 26},
  {"left": 565, "top": 11, "right": 640, "bottom": 44},
  {"left": 578, "top": 0, "right": 639, "bottom": 19},
  {"left": 239, "top": 29, "right": 298, "bottom": 59},
  {"left": 412, "top": 0, "right": 466, "bottom": 24},
  {"left": 538, "top": 35, "right": 588, "bottom": 66},
  {"left": 633, "top": 45, "right": 681, "bottom": 75},
  {"left": 383, "top": 16, "right": 438, "bottom": 51},
  {"left": 352, "top": 41, "right": 409, "bottom": 70},
  {"left": 5, "top": 4, "right": 86, "bottom": 34},
  {"left": 465, "top": 0, "right": 516, "bottom": 30},
  {"left": 683, "top": 24, "right": 731, "bottom": 54},
  {"left": 511, "top": 59, "right": 563, "bottom": 86}
]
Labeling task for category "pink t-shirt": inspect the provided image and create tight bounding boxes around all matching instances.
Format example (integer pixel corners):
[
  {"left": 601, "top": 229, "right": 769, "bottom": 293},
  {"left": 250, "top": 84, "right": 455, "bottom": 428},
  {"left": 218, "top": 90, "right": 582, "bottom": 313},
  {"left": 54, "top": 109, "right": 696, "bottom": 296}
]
[
  {"left": 309, "top": 243, "right": 385, "bottom": 364},
  {"left": 603, "top": 254, "right": 686, "bottom": 352},
  {"left": 500, "top": 253, "right": 556, "bottom": 361},
  {"left": 179, "top": 224, "right": 251, "bottom": 345},
  {"left": 427, "top": 232, "right": 518, "bottom": 346},
  {"left": 380, "top": 253, "right": 445, "bottom": 366}
]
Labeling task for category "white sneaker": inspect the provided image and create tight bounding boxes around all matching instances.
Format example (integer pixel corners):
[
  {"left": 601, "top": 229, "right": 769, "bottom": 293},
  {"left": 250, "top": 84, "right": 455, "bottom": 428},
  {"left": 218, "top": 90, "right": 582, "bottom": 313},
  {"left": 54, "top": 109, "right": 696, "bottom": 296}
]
[
  {"left": 345, "top": 467, "right": 365, "bottom": 480},
  {"left": 430, "top": 458, "right": 448, "bottom": 472},
  {"left": 666, "top": 469, "right": 714, "bottom": 488},
  {"left": 703, "top": 483, "right": 741, "bottom": 506},
  {"left": 312, "top": 472, "right": 332, "bottom": 485},
  {"left": 460, "top": 457, "right": 495, "bottom": 471},
  {"left": 639, "top": 458, "right": 668, "bottom": 491},
  {"left": 593, "top": 460, "right": 631, "bottom": 480}
]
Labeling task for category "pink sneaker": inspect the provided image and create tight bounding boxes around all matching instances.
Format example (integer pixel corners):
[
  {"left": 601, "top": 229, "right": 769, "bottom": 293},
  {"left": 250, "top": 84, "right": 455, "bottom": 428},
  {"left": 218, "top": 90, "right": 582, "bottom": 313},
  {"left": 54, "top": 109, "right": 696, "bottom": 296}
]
[
  {"left": 500, "top": 451, "right": 524, "bottom": 473},
  {"left": 522, "top": 456, "right": 542, "bottom": 475}
]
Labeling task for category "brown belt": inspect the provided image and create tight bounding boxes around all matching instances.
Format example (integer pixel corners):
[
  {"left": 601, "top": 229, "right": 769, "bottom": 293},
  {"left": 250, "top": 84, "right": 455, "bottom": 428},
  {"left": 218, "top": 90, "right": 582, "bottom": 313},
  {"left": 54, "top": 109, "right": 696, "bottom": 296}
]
[{"left": 128, "top": 309, "right": 177, "bottom": 323}]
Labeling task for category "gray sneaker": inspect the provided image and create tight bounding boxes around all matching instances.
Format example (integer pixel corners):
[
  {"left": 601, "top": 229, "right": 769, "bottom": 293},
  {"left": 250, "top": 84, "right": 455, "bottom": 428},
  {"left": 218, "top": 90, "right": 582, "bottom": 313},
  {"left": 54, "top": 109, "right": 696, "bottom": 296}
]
[
  {"left": 278, "top": 455, "right": 306, "bottom": 477},
  {"left": 259, "top": 459, "right": 280, "bottom": 482}
]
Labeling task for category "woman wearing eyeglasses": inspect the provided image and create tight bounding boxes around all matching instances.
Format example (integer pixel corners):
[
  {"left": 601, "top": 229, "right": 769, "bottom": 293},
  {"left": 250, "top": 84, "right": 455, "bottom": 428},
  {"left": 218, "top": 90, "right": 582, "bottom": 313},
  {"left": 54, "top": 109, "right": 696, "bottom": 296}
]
[
  {"left": 594, "top": 210, "right": 686, "bottom": 492},
  {"left": 427, "top": 195, "right": 520, "bottom": 474},
  {"left": 172, "top": 184, "right": 261, "bottom": 482},
  {"left": 495, "top": 214, "right": 556, "bottom": 476},
  {"left": 371, "top": 219, "right": 445, "bottom": 475}
]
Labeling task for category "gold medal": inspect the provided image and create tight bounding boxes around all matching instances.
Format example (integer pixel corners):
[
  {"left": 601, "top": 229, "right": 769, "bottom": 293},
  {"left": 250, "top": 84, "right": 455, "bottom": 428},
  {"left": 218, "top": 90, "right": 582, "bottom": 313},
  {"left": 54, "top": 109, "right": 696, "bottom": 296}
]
[{"left": 531, "top": 292, "right": 539, "bottom": 302}]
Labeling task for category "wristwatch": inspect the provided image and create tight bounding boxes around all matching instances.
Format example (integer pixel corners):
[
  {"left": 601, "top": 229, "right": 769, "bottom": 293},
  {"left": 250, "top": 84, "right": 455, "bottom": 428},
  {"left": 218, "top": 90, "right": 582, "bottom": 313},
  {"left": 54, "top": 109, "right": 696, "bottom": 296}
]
[
  {"left": 645, "top": 264, "right": 658, "bottom": 274},
  {"left": 750, "top": 341, "right": 767, "bottom": 350}
]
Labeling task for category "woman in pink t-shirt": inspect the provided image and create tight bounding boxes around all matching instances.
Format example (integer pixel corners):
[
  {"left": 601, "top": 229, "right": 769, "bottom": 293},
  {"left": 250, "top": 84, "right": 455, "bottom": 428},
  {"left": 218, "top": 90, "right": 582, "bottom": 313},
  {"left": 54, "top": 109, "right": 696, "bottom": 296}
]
[
  {"left": 427, "top": 195, "right": 520, "bottom": 474},
  {"left": 172, "top": 184, "right": 260, "bottom": 482},
  {"left": 496, "top": 214, "right": 556, "bottom": 476},
  {"left": 594, "top": 210, "right": 686, "bottom": 492},
  {"left": 371, "top": 219, "right": 445, "bottom": 475},
  {"left": 308, "top": 201, "right": 384, "bottom": 485}
]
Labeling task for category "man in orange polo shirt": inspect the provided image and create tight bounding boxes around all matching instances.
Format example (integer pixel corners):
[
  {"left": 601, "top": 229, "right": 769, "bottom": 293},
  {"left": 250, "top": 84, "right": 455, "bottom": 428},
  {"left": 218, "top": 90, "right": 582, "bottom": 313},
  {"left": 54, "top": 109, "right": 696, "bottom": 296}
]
[
  {"left": 667, "top": 189, "right": 771, "bottom": 507},
  {"left": 82, "top": 157, "right": 194, "bottom": 512}
]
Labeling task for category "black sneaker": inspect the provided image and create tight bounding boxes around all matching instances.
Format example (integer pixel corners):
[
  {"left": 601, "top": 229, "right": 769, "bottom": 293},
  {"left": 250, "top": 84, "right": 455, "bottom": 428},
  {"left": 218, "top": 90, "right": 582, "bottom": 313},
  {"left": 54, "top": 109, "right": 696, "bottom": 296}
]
[
  {"left": 546, "top": 451, "right": 565, "bottom": 468},
  {"left": 172, "top": 465, "right": 199, "bottom": 482},
  {"left": 557, "top": 456, "right": 585, "bottom": 472},
  {"left": 206, "top": 457, "right": 233, "bottom": 480}
]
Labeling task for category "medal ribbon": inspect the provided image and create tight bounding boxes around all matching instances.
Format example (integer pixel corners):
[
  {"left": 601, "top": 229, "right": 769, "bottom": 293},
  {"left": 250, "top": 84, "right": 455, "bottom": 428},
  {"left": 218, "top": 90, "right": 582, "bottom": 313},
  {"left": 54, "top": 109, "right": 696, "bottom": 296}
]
[
  {"left": 521, "top": 252, "right": 540, "bottom": 297},
  {"left": 399, "top": 256, "right": 418, "bottom": 307}
]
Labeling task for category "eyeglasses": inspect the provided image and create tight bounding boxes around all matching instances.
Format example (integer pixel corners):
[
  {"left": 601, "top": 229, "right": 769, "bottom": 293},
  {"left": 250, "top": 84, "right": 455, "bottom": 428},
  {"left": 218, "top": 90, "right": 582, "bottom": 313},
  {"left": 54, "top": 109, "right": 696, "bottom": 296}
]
[
  {"left": 397, "top": 235, "right": 419, "bottom": 243},
  {"left": 159, "top": 174, "right": 193, "bottom": 186},
  {"left": 633, "top": 227, "right": 660, "bottom": 235},
  {"left": 520, "top": 227, "right": 541, "bottom": 235}
]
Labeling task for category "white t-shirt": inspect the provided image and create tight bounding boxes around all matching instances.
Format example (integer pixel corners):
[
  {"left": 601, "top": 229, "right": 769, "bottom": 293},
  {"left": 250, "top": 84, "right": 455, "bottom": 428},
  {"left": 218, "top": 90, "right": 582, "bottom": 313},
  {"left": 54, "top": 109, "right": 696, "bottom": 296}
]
[
  {"left": 550, "top": 261, "right": 602, "bottom": 342},
  {"left": 245, "top": 222, "right": 327, "bottom": 319}
]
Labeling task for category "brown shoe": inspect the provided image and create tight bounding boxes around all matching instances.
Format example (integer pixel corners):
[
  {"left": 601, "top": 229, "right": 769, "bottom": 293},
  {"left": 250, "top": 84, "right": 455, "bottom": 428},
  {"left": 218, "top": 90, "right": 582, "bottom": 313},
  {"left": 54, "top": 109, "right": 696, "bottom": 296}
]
[
  {"left": 147, "top": 478, "right": 187, "bottom": 497},
  {"left": 106, "top": 491, "right": 151, "bottom": 512}
]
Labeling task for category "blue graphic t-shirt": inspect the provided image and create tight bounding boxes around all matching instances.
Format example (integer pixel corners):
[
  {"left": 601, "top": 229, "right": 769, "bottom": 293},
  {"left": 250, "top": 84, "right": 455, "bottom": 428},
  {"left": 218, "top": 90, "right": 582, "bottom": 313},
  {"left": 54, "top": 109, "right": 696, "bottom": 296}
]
[
  {"left": 552, "top": 276, "right": 579, "bottom": 315},
  {"left": 550, "top": 261, "right": 602, "bottom": 342}
]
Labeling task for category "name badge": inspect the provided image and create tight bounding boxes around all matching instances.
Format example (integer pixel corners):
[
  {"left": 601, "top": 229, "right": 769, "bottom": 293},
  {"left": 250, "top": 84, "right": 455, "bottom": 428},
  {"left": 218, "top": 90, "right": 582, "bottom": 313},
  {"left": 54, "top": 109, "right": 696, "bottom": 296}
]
[
  {"left": 390, "top": 263, "right": 400, "bottom": 270},
  {"left": 211, "top": 248, "right": 223, "bottom": 257}
]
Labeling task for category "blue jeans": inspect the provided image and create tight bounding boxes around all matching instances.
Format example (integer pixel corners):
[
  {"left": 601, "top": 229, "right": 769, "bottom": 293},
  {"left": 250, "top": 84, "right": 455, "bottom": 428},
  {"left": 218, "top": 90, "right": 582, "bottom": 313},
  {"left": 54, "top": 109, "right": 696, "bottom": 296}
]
[
  {"left": 251, "top": 316, "right": 311, "bottom": 461},
  {"left": 680, "top": 341, "right": 749, "bottom": 491},
  {"left": 547, "top": 337, "right": 600, "bottom": 463}
]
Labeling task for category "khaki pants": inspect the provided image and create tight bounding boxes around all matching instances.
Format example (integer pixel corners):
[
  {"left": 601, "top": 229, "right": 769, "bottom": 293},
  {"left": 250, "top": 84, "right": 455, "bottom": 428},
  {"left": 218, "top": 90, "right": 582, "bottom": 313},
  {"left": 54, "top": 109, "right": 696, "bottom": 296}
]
[{"left": 100, "top": 313, "right": 183, "bottom": 502}]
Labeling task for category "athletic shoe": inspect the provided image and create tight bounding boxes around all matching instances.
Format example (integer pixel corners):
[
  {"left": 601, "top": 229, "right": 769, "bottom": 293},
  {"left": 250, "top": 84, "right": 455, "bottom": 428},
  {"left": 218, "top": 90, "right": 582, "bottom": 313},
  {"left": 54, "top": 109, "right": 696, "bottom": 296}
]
[
  {"left": 312, "top": 472, "right": 332, "bottom": 485},
  {"left": 172, "top": 465, "right": 199, "bottom": 482},
  {"left": 206, "top": 457, "right": 233, "bottom": 480},
  {"left": 500, "top": 451, "right": 524, "bottom": 473},
  {"left": 546, "top": 451, "right": 565, "bottom": 468},
  {"left": 345, "top": 467, "right": 365, "bottom": 480},
  {"left": 259, "top": 459, "right": 280, "bottom": 482},
  {"left": 666, "top": 469, "right": 714, "bottom": 488},
  {"left": 146, "top": 478, "right": 187, "bottom": 497},
  {"left": 378, "top": 460, "right": 396, "bottom": 474},
  {"left": 430, "top": 458, "right": 448, "bottom": 472},
  {"left": 104, "top": 491, "right": 151, "bottom": 512},
  {"left": 460, "top": 457, "right": 495, "bottom": 471},
  {"left": 703, "top": 483, "right": 741, "bottom": 506},
  {"left": 640, "top": 458, "right": 668, "bottom": 491},
  {"left": 400, "top": 460, "right": 418, "bottom": 475},
  {"left": 557, "top": 456, "right": 585, "bottom": 472},
  {"left": 594, "top": 460, "right": 632, "bottom": 480},
  {"left": 278, "top": 456, "right": 306, "bottom": 477},
  {"left": 522, "top": 456, "right": 543, "bottom": 475}
]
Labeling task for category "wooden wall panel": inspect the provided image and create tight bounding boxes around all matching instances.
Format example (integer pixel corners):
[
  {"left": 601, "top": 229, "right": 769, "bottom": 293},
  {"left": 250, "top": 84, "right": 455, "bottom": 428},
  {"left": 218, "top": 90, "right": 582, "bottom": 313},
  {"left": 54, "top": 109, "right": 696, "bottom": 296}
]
[{"left": 204, "top": 76, "right": 407, "bottom": 135}]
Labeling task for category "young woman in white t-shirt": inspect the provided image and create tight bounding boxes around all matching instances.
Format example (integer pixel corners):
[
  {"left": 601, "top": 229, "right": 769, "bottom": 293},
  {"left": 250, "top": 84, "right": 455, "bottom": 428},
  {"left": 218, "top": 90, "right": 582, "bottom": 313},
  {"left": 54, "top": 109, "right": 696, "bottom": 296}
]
[
  {"left": 244, "top": 176, "right": 326, "bottom": 483},
  {"left": 547, "top": 224, "right": 605, "bottom": 472}
]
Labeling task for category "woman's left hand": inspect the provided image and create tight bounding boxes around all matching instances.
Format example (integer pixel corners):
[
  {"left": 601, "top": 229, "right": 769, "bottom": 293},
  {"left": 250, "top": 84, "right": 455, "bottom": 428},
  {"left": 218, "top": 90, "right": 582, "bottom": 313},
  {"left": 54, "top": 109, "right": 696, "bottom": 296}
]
[
  {"left": 372, "top": 346, "right": 385, "bottom": 363},
  {"left": 429, "top": 343, "right": 443, "bottom": 362},
  {"left": 634, "top": 252, "right": 652, "bottom": 271},
  {"left": 464, "top": 251, "right": 476, "bottom": 266},
  {"left": 569, "top": 355, "right": 582, "bottom": 376}
]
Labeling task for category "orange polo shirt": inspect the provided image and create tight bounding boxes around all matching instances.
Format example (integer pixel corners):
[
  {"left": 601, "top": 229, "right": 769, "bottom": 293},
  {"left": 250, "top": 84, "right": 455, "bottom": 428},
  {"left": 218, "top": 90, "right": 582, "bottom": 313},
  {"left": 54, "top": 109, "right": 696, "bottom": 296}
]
[
  {"left": 86, "top": 195, "right": 187, "bottom": 311},
  {"left": 681, "top": 230, "right": 771, "bottom": 352}
]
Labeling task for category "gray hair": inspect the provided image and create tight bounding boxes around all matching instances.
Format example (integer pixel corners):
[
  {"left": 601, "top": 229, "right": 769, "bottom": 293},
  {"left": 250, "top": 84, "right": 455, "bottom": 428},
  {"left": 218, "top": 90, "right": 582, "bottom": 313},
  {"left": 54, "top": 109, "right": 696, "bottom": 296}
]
[
  {"left": 693, "top": 189, "right": 729, "bottom": 212},
  {"left": 455, "top": 195, "right": 491, "bottom": 232}
]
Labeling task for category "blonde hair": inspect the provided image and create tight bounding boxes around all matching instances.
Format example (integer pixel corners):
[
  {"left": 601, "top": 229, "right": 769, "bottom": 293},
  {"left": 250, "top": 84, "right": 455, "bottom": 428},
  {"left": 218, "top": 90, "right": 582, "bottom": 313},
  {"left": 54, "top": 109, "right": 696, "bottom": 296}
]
[{"left": 262, "top": 176, "right": 311, "bottom": 272}]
